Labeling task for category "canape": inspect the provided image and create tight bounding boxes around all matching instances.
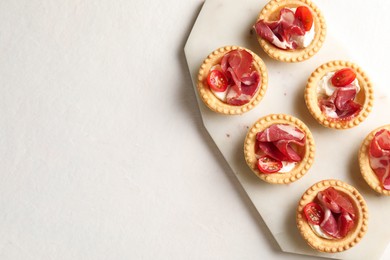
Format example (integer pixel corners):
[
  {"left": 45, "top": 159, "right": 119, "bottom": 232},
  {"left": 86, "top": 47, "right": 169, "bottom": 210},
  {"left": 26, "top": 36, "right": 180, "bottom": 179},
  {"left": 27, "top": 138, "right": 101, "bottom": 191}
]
[
  {"left": 253, "top": 0, "right": 326, "bottom": 62},
  {"left": 197, "top": 46, "right": 268, "bottom": 115},
  {"left": 296, "top": 180, "right": 368, "bottom": 252},
  {"left": 244, "top": 114, "right": 315, "bottom": 184},
  {"left": 305, "top": 61, "right": 373, "bottom": 129},
  {"left": 359, "top": 125, "right": 390, "bottom": 195}
]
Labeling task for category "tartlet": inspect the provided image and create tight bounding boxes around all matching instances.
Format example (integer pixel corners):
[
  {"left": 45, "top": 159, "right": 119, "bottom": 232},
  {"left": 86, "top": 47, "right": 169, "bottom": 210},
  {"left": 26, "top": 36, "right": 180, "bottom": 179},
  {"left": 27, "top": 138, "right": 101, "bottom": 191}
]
[
  {"left": 253, "top": 0, "right": 326, "bottom": 62},
  {"left": 244, "top": 114, "right": 315, "bottom": 184},
  {"left": 296, "top": 179, "right": 368, "bottom": 253},
  {"left": 359, "top": 125, "right": 390, "bottom": 195},
  {"left": 197, "top": 46, "right": 268, "bottom": 115},
  {"left": 305, "top": 60, "right": 374, "bottom": 129}
]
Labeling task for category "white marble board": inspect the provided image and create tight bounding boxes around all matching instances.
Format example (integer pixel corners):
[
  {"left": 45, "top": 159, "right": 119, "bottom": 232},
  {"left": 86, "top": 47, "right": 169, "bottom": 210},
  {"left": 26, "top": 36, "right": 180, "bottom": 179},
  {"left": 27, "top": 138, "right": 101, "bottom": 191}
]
[{"left": 184, "top": 0, "right": 390, "bottom": 259}]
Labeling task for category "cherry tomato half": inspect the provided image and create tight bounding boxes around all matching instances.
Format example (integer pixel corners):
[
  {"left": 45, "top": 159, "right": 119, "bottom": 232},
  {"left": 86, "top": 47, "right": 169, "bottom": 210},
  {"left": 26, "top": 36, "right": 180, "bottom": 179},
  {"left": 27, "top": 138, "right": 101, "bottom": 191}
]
[
  {"left": 331, "top": 68, "right": 356, "bottom": 87},
  {"left": 207, "top": 70, "right": 228, "bottom": 92},
  {"left": 295, "top": 6, "right": 313, "bottom": 32},
  {"left": 303, "top": 202, "right": 324, "bottom": 225},
  {"left": 257, "top": 156, "right": 282, "bottom": 173}
]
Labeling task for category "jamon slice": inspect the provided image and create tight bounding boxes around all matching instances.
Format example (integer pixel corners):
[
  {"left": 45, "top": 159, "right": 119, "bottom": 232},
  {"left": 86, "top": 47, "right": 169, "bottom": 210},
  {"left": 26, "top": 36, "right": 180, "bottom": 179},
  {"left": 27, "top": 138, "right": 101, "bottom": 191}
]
[
  {"left": 225, "top": 70, "right": 260, "bottom": 106},
  {"left": 320, "top": 207, "right": 340, "bottom": 238},
  {"left": 256, "top": 124, "right": 306, "bottom": 162},
  {"left": 319, "top": 209, "right": 354, "bottom": 239},
  {"left": 241, "top": 71, "right": 260, "bottom": 95},
  {"left": 217, "top": 50, "right": 260, "bottom": 105},
  {"left": 370, "top": 129, "right": 390, "bottom": 156},
  {"left": 254, "top": 8, "right": 306, "bottom": 50},
  {"left": 256, "top": 124, "right": 305, "bottom": 143},
  {"left": 226, "top": 90, "right": 252, "bottom": 106},
  {"left": 369, "top": 129, "right": 390, "bottom": 190},
  {"left": 336, "top": 100, "right": 361, "bottom": 119},
  {"left": 319, "top": 84, "right": 362, "bottom": 120},
  {"left": 334, "top": 85, "right": 357, "bottom": 110},
  {"left": 317, "top": 190, "right": 341, "bottom": 214},
  {"left": 378, "top": 130, "right": 390, "bottom": 149},
  {"left": 274, "top": 140, "right": 302, "bottom": 162},
  {"left": 338, "top": 211, "right": 354, "bottom": 238},
  {"left": 318, "top": 187, "right": 355, "bottom": 217},
  {"left": 225, "top": 69, "right": 260, "bottom": 97},
  {"left": 317, "top": 187, "right": 356, "bottom": 238},
  {"left": 257, "top": 142, "right": 289, "bottom": 162},
  {"left": 254, "top": 20, "right": 296, "bottom": 50},
  {"left": 221, "top": 50, "right": 253, "bottom": 80}
]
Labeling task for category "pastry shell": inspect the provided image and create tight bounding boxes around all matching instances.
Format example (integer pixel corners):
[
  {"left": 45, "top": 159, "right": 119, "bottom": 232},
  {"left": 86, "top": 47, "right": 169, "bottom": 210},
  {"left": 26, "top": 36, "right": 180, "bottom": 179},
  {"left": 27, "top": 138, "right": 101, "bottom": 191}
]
[
  {"left": 244, "top": 114, "right": 315, "bottom": 184},
  {"left": 305, "top": 60, "right": 374, "bottom": 129},
  {"left": 197, "top": 46, "right": 268, "bottom": 115},
  {"left": 254, "top": 0, "right": 326, "bottom": 62},
  {"left": 296, "top": 179, "right": 369, "bottom": 253},
  {"left": 359, "top": 124, "right": 390, "bottom": 195}
]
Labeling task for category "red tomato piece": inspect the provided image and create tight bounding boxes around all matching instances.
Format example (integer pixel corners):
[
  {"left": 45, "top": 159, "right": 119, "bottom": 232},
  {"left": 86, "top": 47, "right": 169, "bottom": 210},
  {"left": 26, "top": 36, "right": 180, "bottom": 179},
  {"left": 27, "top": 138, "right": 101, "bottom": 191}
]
[
  {"left": 257, "top": 156, "right": 282, "bottom": 173},
  {"left": 207, "top": 70, "right": 228, "bottom": 92},
  {"left": 331, "top": 68, "right": 357, "bottom": 87},
  {"left": 303, "top": 202, "right": 324, "bottom": 225},
  {"left": 295, "top": 6, "right": 313, "bottom": 31}
]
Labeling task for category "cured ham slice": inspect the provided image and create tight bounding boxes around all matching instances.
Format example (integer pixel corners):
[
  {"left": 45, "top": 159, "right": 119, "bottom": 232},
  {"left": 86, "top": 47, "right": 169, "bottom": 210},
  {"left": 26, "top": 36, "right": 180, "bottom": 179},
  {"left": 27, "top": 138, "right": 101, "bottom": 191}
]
[
  {"left": 316, "top": 187, "right": 355, "bottom": 238},
  {"left": 320, "top": 207, "right": 339, "bottom": 238},
  {"left": 274, "top": 140, "right": 302, "bottom": 162},
  {"left": 319, "top": 209, "right": 354, "bottom": 239},
  {"left": 317, "top": 190, "right": 341, "bottom": 214},
  {"left": 257, "top": 124, "right": 305, "bottom": 143},
  {"left": 254, "top": 8, "right": 306, "bottom": 50},
  {"left": 209, "top": 50, "right": 260, "bottom": 106},
  {"left": 318, "top": 187, "right": 355, "bottom": 217},
  {"left": 334, "top": 85, "right": 357, "bottom": 110},
  {"left": 369, "top": 129, "right": 390, "bottom": 190},
  {"left": 221, "top": 50, "right": 252, "bottom": 80},
  {"left": 256, "top": 124, "right": 306, "bottom": 162},
  {"left": 257, "top": 142, "right": 289, "bottom": 162},
  {"left": 338, "top": 211, "right": 354, "bottom": 238},
  {"left": 319, "top": 84, "right": 362, "bottom": 120},
  {"left": 378, "top": 130, "right": 390, "bottom": 149},
  {"left": 241, "top": 71, "right": 260, "bottom": 95}
]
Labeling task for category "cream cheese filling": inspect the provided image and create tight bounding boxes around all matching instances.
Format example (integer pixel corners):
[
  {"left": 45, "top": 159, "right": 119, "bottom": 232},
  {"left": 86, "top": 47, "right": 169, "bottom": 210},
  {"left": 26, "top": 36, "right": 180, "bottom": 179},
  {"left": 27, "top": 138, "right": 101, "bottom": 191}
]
[
  {"left": 211, "top": 87, "right": 228, "bottom": 102},
  {"left": 279, "top": 161, "right": 296, "bottom": 173},
  {"left": 309, "top": 223, "right": 333, "bottom": 240}
]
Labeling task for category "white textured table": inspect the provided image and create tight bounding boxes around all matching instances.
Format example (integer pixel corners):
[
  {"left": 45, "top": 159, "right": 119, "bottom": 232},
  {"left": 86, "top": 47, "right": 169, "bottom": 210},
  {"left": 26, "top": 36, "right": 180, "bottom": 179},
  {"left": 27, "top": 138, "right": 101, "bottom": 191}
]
[{"left": 0, "top": 0, "right": 389, "bottom": 259}]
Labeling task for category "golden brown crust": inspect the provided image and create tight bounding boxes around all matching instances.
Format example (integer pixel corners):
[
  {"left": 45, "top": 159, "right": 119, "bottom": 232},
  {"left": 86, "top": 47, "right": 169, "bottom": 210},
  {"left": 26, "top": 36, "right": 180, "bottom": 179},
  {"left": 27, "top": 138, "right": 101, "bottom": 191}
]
[
  {"left": 359, "top": 125, "right": 390, "bottom": 195},
  {"left": 243, "top": 114, "right": 315, "bottom": 184},
  {"left": 255, "top": 0, "right": 326, "bottom": 62},
  {"left": 296, "top": 180, "right": 369, "bottom": 252},
  {"left": 305, "top": 60, "right": 374, "bottom": 129},
  {"left": 196, "top": 46, "right": 268, "bottom": 115}
]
